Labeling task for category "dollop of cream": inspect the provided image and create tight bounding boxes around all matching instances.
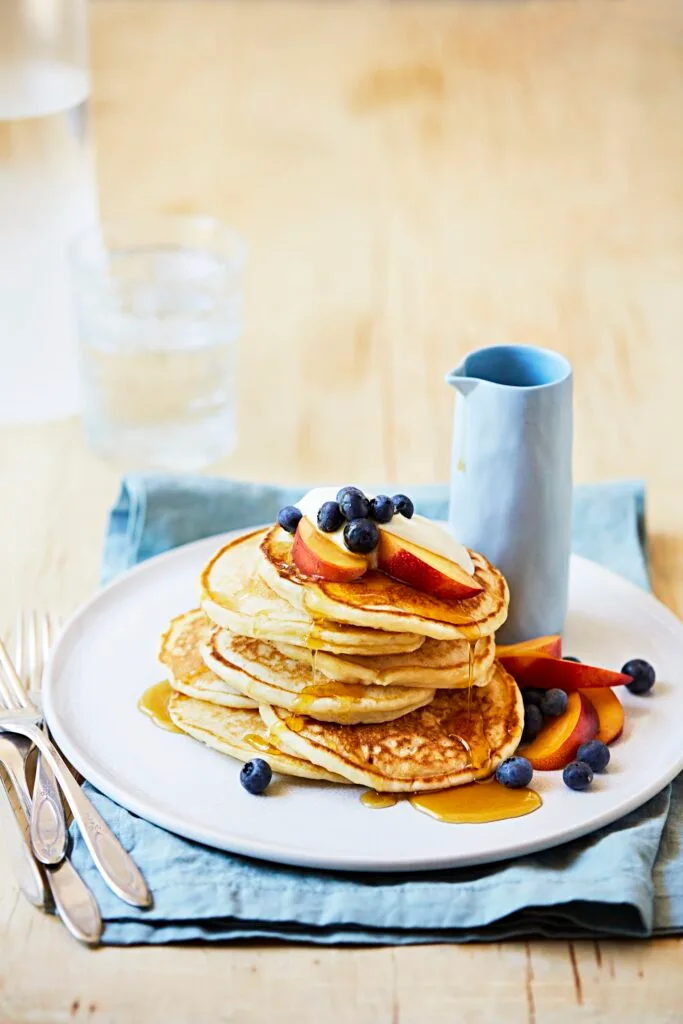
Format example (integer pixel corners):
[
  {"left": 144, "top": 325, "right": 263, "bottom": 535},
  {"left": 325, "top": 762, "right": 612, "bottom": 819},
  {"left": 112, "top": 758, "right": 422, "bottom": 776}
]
[{"left": 295, "top": 487, "right": 474, "bottom": 575}]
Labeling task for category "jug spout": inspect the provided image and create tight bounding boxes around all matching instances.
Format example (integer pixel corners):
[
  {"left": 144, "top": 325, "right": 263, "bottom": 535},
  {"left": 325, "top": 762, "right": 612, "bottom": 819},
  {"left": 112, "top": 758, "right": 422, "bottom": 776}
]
[{"left": 445, "top": 367, "right": 478, "bottom": 397}]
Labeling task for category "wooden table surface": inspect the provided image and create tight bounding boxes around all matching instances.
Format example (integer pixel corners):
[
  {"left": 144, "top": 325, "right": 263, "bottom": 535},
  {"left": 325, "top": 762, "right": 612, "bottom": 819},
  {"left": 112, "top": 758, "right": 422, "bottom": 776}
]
[{"left": 2, "top": 1, "right": 683, "bottom": 1020}]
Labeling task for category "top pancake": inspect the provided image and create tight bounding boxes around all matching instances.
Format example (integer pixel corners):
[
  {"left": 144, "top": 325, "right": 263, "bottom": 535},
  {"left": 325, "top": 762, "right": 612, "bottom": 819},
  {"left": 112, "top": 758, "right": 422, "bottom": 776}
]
[
  {"left": 200, "top": 529, "right": 425, "bottom": 655},
  {"left": 260, "top": 661, "right": 524, "bottom": 792},
  {"left": 258, "top": 526, "right": 509, "bottom": 641}
]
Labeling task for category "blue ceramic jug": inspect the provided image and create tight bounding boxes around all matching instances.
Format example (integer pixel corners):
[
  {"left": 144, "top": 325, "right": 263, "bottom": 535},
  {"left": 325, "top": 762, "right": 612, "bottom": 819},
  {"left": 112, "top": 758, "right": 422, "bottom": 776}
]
[{"left": 446, "top": 345, "right": 573, "bottom": 643}]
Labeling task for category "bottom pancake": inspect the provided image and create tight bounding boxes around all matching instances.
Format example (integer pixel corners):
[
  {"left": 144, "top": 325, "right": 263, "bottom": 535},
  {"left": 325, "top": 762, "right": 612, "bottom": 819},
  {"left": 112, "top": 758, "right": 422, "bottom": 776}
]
[
  {"left": 259, "top": 661, "right": 524, "bottom": 792},
  {"left": 168, "top": 692, "right": 348, "bottom": 783}
]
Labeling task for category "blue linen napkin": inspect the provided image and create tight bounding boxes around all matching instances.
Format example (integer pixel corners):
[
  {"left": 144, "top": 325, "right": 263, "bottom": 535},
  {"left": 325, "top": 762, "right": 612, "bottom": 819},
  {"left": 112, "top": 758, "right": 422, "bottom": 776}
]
[{"left": 65, "top": 476, "right": 682, "bottom": 945}]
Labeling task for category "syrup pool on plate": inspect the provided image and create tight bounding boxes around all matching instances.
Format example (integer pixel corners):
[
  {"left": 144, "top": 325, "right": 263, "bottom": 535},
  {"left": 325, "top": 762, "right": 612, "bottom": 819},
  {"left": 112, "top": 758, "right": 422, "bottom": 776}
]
[
  {"left": 360, "top": 780, "right": 542, "bottom": 823},
  {"left": 409, "top": 780, "right": 541, "bottom": 823},
  {"left": 138, "top": 680, "right": 182, "bottom": 733}
]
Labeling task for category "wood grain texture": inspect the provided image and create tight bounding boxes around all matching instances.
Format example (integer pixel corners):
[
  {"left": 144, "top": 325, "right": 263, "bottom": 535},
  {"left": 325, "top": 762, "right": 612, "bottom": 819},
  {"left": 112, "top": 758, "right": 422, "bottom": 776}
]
[{"left": 1, "top": 1, "right": 683, "bottom": 1021}]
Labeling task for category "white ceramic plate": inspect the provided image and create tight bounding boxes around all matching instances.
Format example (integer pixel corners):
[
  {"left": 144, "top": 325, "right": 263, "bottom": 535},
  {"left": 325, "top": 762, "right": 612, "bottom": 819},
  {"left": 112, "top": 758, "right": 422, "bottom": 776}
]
[{"left": 44, "top": 529, "right": 683, "bottom": 872}]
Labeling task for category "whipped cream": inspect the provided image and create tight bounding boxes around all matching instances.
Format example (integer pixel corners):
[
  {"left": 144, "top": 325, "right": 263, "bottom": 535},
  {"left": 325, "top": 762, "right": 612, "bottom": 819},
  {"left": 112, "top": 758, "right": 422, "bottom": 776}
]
[{"left": 295, "top": 487, "right": 475, "bottom": 575}]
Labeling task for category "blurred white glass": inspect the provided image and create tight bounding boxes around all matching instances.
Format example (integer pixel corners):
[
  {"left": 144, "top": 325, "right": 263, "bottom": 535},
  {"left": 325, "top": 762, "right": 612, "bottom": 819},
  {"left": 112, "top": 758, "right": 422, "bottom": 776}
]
[
  {"left": 70, "top": 216, "right": 245, "bottom": 471},
  {"left": 0, "top": 0, "right": 97, "bottom": 423}
]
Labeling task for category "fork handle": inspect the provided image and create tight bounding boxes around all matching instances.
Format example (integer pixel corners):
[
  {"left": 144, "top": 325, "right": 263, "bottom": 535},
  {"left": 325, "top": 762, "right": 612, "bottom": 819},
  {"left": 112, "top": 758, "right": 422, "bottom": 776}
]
[
  {"left": 10, "top": 723, "right": 152, "bottom": 908},
  {"left": 1, "top": 744, "right": 102, "bottom": 944},
  {"left": 30, "top": 749, "right": 68, "bottom": 865},
  {"left": 0, "top": 766, "right": 47, "bottom": 908},
  {"left": 48, "top": 857, "right": 103, "bottom": 945}
]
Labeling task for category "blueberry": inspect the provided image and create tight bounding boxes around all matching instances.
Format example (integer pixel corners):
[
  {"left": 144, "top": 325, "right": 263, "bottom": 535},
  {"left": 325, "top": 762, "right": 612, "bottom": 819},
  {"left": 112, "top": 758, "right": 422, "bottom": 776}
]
[
  {"left": 336, "top": 485, "right": 364, "bottom": 504},
  {"left": 522, "top": 703, "right": 544, "bottom": 742},
  {"left": 317, "top": 501, "right": 344, "bottom": 533},
  {"left": 522, "top": 688, "right": 545, "bottom": 708},
  {"left": 344, "top": 518, "right": 379, "bottom": 554},
  {"left": 622, "top": 658, "right": 656, "bottom": 695},
  {"left": 540, "top": 688, "right": 568, "bottom": 718},
  {"left": 576, "top": 739, "right": 610, "bottom": 773},
  {"left": 563, "top": 655, "right": 581, "bottom": 663},
  {"left": 277, "top": 505, "right": 302, "bottom": 534},
  {"left": 496, "top": 756, "right": 533, "bottom": 789},
  {"left": 392, "top": 494, "right": 414, "bottom": 519},
  {"left": 562, "top": 760, "right": 594, "bottom": 791},
  {"left": 240, "top": 758, "right": 272, "bottom": 795},
  {"left": 369, "top": 495, "right": 394, "bottom": 524},
  {"left": 338, "top": 488, "right": 370, "bottom": 521}
]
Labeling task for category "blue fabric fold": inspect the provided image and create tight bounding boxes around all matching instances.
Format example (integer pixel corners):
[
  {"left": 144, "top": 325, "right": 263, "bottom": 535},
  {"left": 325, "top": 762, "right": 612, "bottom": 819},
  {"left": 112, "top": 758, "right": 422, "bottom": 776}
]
[{"left": 66, "top": 476, "right": 680, "bottom": 945}]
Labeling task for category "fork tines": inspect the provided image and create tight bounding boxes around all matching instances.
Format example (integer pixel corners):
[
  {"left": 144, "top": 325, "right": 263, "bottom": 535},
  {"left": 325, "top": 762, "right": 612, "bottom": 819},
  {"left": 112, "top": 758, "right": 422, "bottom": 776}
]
[{"left": 14, "top": 611, "right": 59, "bottom": 695}]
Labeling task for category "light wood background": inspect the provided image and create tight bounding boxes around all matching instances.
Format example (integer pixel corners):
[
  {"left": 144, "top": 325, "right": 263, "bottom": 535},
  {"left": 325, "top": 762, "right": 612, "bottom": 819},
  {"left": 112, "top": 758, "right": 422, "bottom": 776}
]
[{"left": 1, "top": 1, "right": 682, "bottom": 1021}]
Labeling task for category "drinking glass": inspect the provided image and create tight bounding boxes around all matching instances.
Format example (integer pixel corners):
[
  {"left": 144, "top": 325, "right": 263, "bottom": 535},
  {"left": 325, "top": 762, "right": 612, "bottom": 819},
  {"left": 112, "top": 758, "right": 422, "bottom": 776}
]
[
  {"left": 0, "top": 0, "right": 96, "bottom": 423},
  {"left": 70, "top": 216, "right": 245, "bottom": 470}
]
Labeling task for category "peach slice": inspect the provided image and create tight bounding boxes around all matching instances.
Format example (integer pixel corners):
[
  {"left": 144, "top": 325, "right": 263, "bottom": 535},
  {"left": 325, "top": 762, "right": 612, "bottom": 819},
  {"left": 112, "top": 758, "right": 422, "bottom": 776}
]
[
  {"left": 580, "top": 687, "right": 625, "bottom": 745},
  {"left": 497, "top": 652, "right": 630, "bottom": 692},
  {"left": 376, "top": 531, "right": 483, "bottom": 601},
  {"left": 519, "top": 692, "right": 598, "bottom": 770},
  {"left": 496, "top": 635, "right": 562, "bottom": 659},
  {"left": 292, "top": 517, "right": 367, "bottom": 582}
]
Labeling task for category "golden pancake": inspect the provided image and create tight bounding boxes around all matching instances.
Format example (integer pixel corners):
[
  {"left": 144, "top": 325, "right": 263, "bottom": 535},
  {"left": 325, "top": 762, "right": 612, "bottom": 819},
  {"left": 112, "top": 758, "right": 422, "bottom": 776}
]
[
  {"left": 273, "top": 634, "right": 496, "bottom": 688},
  {"left": 159, "top": 609, "right": 257, "bottom": 709},
  {"left": 202, "top": 628, "right": 435, "bottom": 724},
  {"left": 168, "top": 692, "right": 347, "bottom": 783},
  {"left": 259, "top": 661, "right": 523, "bottom": 792},
  {"left": 258, "top": 526, "right": 509, "bottom": 641},
  {"left": 200, "top": 529, "right": 425, "bottom": 655}
]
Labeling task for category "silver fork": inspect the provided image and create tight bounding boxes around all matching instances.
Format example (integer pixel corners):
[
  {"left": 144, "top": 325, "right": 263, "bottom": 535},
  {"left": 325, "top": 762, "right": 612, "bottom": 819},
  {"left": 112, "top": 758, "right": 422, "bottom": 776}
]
[
  {"left": 0, "top": 731, "right": 103, "bottom": 944},
  {"left": 0, "top": 638, "right": 152, "bottom": 908},
  {"left": 15, "top": 611, "right": 67, "bottom": 865}
]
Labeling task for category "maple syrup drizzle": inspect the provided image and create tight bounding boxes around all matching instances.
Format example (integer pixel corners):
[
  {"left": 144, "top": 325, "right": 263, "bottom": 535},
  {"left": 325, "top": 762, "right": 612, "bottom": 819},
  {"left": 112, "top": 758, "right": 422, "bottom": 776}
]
[
  {"left": 138, "top": 681, "right": 182, "bottom": 733},
  {"left": 294, "top": 685, "right": 364, "bottom": 713},
  {"left": 243, "top": 733, "right": 282, "bottom": 756},
  {"left": 301, "top": 681, "right": 368, "bottom": 700},
  {"left": 293, "top": 645, "right": 370, "bottom": 712},
  {"left": 305, "top": 629, "right": 325, "bottom": 651},
  {"left": 456, "top": 621, "right": 483, "bottom": 643},
  {"left": 360, "top": 791, "right": 399, "bottom": 809},
  {"left": 285, "top": 715, "right": 307, "bottom": 733},
  {"left": 447, "top": 637, "right": 484, "bottom": 772},
  {"left": 293, "top": 696, "right": 315, "bottom": 713},
  {"left": 467, "top": 638, "right": 475, "bottom": 722}
]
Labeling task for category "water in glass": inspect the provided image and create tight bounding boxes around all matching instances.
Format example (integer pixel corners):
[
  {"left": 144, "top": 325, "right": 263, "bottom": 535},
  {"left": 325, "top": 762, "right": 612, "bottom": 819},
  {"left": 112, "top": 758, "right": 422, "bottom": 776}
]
[{"left": 72, "top": 219, "right": 244, "bottom": 470}]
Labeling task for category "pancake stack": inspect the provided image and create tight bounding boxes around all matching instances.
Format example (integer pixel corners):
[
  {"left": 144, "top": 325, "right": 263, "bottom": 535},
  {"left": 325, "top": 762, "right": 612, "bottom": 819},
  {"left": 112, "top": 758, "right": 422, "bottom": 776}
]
[{"left": 159, "top": 525, "right": 524, "bottom": 793}]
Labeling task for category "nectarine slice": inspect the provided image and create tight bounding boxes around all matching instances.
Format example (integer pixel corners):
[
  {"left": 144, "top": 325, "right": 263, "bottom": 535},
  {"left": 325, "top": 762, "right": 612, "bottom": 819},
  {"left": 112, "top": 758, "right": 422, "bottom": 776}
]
[
  {"left": 519, "top": 692, "right": 599, "bottom": 770},
  {"left": 377, "top": 531, "right": 483, "bottom": 601},
  {"left": 496, "top": 635, "right": 562, "bottom": 659},
  {"left": 580, "top": 687, "right": 624, "bottom": 745},
  {"left": 498, "top": 652, "right": 630, "bottom": 692},
  {"left": 292, "top": 517, "right": 367, "bottom": 582}
]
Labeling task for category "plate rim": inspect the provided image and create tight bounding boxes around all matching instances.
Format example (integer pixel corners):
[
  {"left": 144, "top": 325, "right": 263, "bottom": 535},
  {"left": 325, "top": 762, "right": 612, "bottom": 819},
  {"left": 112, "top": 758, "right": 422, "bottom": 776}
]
[{"left": 43, "top": 528, "right": 683, "bottom": 873}]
